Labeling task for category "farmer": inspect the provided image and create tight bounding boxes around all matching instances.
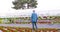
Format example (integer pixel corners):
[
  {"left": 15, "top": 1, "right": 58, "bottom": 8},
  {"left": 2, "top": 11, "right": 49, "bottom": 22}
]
[{"left": 31, "top": 10, "right": 38, "bottom": 30}]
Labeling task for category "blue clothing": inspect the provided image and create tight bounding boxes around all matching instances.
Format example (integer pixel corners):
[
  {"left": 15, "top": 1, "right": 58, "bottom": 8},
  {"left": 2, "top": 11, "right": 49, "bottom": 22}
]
[
  {"left": 31, "top": 12, "right": 38, "bottom": 22},
  {"left": 31, "top": 12, "right": 38, "bottom": 30},
  {"left": 32, "top": 22, "right": 37, "bottom": 30}
]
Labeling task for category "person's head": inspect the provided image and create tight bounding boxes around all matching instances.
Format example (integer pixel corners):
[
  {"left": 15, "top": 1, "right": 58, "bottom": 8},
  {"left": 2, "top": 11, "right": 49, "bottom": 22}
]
[{"left": 33, "top": 10, "right": 35, "bottom": 13}]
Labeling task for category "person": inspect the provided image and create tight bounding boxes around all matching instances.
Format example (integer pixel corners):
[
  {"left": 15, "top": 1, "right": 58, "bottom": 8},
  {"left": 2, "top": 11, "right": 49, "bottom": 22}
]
[{"left": 31, "top": 10, "right": 38, "bottom": 30}]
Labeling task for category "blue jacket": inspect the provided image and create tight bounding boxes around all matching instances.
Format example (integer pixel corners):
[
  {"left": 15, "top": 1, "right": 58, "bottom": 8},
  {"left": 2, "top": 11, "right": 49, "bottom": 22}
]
[{"left": 31, "top": 12, "right": 38, "bottom": 22}]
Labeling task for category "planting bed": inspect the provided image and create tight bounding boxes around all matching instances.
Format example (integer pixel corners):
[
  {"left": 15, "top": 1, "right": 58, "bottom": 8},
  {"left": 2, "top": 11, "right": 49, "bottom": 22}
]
[{"left": 0, "top": 26, "right": 59, "bottom": 32}]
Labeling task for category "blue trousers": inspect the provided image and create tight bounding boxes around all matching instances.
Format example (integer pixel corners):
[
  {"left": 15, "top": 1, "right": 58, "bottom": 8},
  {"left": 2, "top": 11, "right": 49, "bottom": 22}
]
[{"left": 32, "top": 22, "right": 37, "bottom": 30}]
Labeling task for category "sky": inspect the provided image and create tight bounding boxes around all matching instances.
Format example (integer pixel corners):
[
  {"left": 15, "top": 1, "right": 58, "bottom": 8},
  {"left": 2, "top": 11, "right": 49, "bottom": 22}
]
[{"left": 0, "top": 0, "right": 60, "bottom": 18}]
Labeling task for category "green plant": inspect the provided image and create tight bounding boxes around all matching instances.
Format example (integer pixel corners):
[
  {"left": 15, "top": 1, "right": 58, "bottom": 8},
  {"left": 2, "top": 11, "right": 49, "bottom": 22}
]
[
  {"left": 38, "top": 16, "right": 42, "bottom": 20},
  {"left": 14, "top": 30, "right": 18, "bottom": 32},
  {"left": 5, "top": 30, "right": 10, "bottom": 32}
]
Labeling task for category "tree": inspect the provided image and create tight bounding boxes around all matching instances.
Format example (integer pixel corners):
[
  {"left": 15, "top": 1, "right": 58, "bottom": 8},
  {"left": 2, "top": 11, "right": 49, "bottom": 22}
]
[{"left": 12, "top": 0, "right": 38, "bottom": 10}]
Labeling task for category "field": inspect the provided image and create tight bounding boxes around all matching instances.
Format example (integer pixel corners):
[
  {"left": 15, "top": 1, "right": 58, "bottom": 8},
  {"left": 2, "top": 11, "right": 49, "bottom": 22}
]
[
  {"left": 0, "top": 16, "right": 60, "bottom": 32},
  {"left": 0, "top": 24, "right": 59, "bottom": 32},
  {"left": 0, "top": 26, "right": 59, "bottom": 32},
  {"left": 0, "top": 16, "right": 60, "bottom": 24}
]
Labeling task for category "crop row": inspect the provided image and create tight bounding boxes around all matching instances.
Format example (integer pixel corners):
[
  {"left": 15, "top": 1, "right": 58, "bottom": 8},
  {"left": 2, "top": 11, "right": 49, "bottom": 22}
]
[{"left": 0, "top": 26, "right": 59, "bottom": 32}]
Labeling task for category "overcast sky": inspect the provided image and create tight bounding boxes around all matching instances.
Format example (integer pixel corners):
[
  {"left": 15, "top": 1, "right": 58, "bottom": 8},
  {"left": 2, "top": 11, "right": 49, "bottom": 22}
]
[{"left": 0, "top": 0, "right": 60, "bottom": 17}]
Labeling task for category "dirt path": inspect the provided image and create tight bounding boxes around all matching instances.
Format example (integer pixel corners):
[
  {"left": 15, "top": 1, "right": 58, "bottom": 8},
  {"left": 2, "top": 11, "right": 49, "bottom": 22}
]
[{"left": 0, "top": 24, "right": 60, "bottom": 29}]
